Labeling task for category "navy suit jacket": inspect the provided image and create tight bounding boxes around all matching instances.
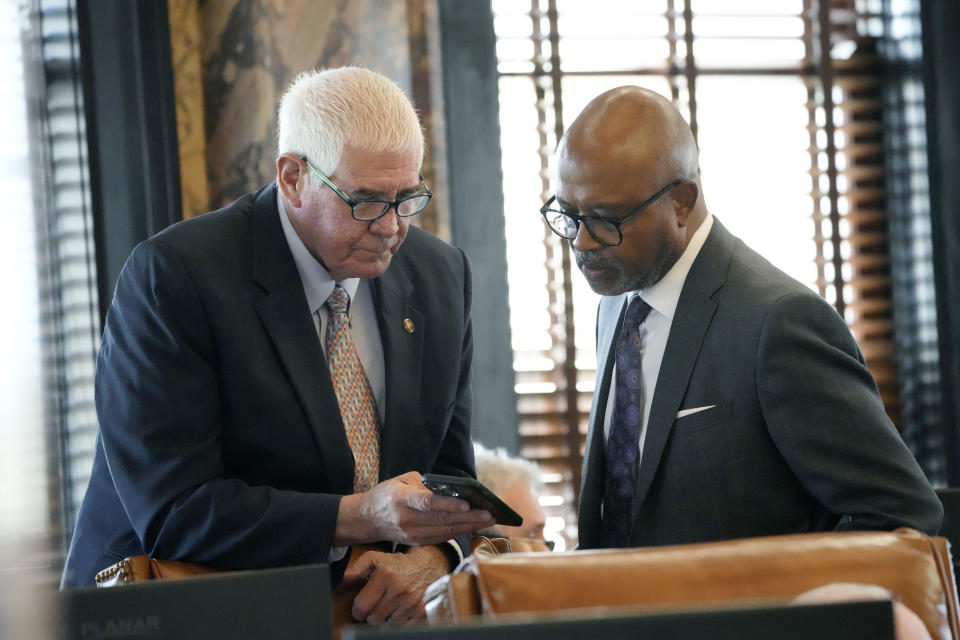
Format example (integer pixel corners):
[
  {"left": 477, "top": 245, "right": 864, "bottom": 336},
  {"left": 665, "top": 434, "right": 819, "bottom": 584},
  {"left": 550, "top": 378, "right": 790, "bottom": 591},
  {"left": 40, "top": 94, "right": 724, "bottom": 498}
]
[
  {"left": 578, "top": 218, "right": 942, "bottom": 549},
  {"left": 62, "top": 184, "right": 475, "bottom": 588}
]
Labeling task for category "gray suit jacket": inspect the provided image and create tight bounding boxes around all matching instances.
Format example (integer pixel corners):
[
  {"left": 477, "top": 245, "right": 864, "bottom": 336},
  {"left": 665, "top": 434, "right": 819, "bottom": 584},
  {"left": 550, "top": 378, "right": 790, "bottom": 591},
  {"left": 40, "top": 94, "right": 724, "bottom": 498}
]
[
  {"left": 578, "top": 218, "right": 941, "bottom": 549},
  {"left": 62, "top": 183, "right": 475, "bottom": 587}
]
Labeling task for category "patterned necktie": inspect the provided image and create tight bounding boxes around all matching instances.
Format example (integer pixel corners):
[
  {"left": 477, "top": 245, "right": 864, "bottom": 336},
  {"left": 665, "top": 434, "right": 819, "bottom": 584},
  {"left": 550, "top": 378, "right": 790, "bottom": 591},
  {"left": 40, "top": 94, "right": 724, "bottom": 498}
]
[
  {"left": 602, "top": 294, "right": 653, "bottom": 548},
  {"left": 326, "top": 285, "right": 381, "bottom": 493}
]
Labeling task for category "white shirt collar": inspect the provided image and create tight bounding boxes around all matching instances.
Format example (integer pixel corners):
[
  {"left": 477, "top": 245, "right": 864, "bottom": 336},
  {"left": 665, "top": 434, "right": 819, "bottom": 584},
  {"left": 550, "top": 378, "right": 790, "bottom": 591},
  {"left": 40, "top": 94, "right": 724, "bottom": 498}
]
[
  {"left": 636, "top": 213, "right": 714, "bottom": 320},
  {"left": 277, "top": 192, "right": 360, "bottom": 314}
]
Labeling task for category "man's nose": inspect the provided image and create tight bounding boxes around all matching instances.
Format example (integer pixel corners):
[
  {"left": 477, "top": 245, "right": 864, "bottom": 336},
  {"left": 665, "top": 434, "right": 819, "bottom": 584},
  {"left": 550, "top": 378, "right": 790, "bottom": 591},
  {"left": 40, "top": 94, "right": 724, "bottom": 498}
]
[
  {"left": 570, "top": 221, "right": 600, "bottom": 251},
  {"left": 369, "top": 207, "right": 400, "bottom": 236}
]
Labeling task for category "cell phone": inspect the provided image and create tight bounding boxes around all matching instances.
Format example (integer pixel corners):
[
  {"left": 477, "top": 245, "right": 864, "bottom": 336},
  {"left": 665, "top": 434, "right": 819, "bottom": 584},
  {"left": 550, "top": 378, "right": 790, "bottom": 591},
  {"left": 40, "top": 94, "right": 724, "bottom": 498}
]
[{"left": 421, "top": 473, "right": 523, "bottom": 527}]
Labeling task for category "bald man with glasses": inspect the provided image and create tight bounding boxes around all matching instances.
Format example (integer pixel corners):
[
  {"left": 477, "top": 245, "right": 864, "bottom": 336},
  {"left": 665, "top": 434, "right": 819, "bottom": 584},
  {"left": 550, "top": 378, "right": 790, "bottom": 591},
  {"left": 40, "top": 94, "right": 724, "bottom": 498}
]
[{"left": 544, "top": 86, "right": 941, "bottom": 551}]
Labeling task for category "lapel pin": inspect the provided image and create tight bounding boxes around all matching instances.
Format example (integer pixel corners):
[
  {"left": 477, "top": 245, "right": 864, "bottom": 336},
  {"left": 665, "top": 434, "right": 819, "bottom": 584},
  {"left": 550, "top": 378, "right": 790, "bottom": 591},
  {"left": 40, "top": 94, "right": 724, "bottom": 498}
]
[{"left": 402, "top": 318, "right": 415, "bottom": 334}]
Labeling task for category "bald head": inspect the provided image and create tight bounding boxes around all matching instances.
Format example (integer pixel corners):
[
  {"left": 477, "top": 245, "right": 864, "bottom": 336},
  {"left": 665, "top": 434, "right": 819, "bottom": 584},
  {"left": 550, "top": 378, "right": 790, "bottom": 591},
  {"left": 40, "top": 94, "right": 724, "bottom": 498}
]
[
  {"left": 558, "top": 86, "right": 699, "bottom": 190},
  {"left": 552, "top": 87, "right": 708, "bottom": 296}
]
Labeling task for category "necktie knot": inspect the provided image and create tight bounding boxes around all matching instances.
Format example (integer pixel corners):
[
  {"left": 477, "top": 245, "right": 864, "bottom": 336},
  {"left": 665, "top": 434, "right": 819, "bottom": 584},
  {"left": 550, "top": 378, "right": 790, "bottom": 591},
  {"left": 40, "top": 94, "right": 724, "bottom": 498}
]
[
  {"left": 327, "top": 285, "right": 350, "bottom": 316},
  {"left": 623, "top": 295, "right": 652, "bottom": 330}
]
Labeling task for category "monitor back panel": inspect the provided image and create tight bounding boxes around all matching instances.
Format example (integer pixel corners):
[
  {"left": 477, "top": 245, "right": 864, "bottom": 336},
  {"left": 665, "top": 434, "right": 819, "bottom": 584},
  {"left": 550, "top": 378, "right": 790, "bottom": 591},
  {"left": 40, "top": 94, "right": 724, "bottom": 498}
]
[
  {"left": 61, "top": 563, "right": 332, "bottom": 640},
  {"left": 344, "top": 600, "right": 894, "bottom": 640}
]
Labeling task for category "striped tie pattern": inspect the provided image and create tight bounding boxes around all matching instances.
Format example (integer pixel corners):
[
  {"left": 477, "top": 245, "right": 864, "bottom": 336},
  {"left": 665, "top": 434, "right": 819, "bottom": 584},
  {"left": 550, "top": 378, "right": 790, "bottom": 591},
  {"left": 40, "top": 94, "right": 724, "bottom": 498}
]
[{"left": 326, "top": 285, "right": 381, "bottom": 492}]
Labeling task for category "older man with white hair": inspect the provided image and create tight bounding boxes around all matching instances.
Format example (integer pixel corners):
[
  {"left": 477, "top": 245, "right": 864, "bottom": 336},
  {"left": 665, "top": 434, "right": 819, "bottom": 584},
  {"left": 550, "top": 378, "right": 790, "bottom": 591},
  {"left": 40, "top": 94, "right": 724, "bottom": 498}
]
[{"left": 61, "top": 67, "right": 494, "bottom": 625}]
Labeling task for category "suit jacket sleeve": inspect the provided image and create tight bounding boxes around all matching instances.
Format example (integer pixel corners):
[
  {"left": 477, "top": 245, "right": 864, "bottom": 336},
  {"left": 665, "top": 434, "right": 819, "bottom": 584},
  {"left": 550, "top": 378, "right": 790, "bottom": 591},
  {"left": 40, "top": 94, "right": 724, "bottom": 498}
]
[
  {"left": 756, "top": 291, "right": 942, "bottom": 534},
  {"left": 96, "top": 239, "right": 341, "bottom": 569}
]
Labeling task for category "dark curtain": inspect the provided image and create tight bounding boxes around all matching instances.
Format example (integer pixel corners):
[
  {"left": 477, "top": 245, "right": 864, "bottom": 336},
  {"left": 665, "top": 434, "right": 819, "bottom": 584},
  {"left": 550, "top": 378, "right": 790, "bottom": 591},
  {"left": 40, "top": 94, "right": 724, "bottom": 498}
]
[{"left": 881, "top": 0, "right": 959, "bottom": 485}]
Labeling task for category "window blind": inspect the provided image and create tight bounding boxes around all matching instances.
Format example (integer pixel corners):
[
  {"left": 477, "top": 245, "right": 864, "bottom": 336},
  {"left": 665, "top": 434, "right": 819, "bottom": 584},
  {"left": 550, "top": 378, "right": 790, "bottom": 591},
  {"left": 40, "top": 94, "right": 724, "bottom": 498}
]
[
  {"left": 1, "top": 0, "right": 99, "bottom": 576},
  {"left": 0, "top": 0, "right": 47, "bottom": 558},
  {"left": 37, "top": 0, "right": 100, "bottom": 552}
]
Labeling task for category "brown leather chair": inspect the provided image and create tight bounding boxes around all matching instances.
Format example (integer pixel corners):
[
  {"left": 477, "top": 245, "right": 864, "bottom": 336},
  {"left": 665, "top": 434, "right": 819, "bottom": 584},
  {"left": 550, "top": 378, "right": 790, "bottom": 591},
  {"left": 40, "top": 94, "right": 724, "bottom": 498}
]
[{"left": 424, "top": 528, "right": 960, "bottom": 640}]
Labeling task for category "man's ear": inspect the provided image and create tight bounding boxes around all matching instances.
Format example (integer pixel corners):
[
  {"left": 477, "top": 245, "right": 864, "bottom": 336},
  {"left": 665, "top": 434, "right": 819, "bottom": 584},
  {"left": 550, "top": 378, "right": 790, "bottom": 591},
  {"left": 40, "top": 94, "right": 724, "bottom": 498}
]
[
  {"left": 277, "top": 153, "right": 305, "bottom": 207},
  {"left": 672, "top": 181, "right": 700, "bottom": 227}
]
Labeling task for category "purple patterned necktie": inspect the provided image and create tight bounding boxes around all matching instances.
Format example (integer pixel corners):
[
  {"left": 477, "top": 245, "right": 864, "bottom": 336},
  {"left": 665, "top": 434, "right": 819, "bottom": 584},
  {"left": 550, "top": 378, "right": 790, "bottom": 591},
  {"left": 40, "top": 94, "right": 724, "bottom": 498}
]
[
  {"left": 326, "top": 285, "right": 381, "bottom": 493},
  {"left": 602, "top": 294, "right": 653, "bottom": 548}
]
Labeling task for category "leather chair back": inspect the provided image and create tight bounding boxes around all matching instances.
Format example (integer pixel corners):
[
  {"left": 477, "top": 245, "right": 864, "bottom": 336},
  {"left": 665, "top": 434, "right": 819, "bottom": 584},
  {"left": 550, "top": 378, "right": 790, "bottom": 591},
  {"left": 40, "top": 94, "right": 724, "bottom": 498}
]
[{"left": 426, "top": 528, "right": 960, "bottom": 640}]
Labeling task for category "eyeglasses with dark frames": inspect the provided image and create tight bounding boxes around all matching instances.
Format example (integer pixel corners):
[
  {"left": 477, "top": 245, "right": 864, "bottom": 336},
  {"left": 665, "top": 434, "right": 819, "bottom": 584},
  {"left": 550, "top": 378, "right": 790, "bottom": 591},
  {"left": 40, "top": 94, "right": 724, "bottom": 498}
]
[
  {"left": 540, "top": 179, "right": 686, "bottom": 247},
  {"left": 301, "top": 156, "right": 433, "bottom": 222}
]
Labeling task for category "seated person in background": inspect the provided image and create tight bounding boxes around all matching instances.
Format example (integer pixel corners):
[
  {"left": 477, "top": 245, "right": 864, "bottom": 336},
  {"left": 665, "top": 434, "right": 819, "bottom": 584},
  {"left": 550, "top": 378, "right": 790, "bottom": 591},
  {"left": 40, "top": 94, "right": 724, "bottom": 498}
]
[
  {"left": 473, "top": 442, "right": 548, "bottom": 543},
  {"left": 60, "top": 66, "right": 495, "bottom": 626},
  {"left": 792, "top": 583, "right": 933, "bottom": 640}
]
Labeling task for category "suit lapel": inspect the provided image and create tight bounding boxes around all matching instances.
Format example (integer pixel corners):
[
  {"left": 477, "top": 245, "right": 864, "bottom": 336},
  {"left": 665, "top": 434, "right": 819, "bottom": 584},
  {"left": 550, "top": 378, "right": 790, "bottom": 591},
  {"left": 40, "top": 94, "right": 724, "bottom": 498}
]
[
  {"left": 372, "top": 265, "right": 424, "bottom": 480},
  {"left": 579, "top": 293, "right": 628, "bottom": 547},
  {"left": 631, "top": 220, "right": 736, "bottom": 518},
  {"left": 250, "top": 184, "right": 354, "bottom": 496}
]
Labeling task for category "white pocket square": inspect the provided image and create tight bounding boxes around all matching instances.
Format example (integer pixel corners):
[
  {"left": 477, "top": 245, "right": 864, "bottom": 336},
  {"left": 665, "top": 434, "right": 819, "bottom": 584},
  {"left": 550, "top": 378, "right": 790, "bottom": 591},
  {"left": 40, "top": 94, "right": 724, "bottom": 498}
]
[{"left": 676, "top": 405, "right": 717, "bottom": 418}]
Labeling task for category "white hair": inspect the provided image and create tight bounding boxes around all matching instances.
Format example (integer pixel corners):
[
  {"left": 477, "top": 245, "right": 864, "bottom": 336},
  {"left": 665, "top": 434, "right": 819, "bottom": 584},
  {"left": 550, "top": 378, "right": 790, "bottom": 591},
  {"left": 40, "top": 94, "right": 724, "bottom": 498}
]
[
  {"left": 277, "top": 66, "right": 424, "bottom": 176},
  {"left": 473, "top": 442, "right": 544, "bottom": 497}
]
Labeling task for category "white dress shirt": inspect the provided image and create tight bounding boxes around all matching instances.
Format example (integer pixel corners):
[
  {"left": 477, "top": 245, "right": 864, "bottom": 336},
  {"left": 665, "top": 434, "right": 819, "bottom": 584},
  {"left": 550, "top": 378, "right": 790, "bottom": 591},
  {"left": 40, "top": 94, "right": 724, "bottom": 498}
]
[{"left": 603, "top": 214, "right": 714, "bottom": 462}]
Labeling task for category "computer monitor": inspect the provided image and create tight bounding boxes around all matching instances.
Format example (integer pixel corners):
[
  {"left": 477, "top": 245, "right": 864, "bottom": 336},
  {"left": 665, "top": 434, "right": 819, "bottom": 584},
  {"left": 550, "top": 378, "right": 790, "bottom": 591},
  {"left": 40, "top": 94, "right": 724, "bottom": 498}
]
[
  {"left": 343, "top": 599, "right": 895, "bottom": 640},
  {"left": 61, "top": 563, "right": 332, "bottom": 640}
]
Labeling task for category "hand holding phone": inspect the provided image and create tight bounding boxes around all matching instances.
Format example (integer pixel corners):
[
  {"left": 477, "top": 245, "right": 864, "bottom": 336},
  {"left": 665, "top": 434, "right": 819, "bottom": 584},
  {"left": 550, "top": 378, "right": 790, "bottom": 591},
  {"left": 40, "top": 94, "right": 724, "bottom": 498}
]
[
  {"left": 421, "top": 473, "right": 523, "bottom": 527},
  {"left": 335, "top": 472, "right": 496, "bottom": 547}
]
